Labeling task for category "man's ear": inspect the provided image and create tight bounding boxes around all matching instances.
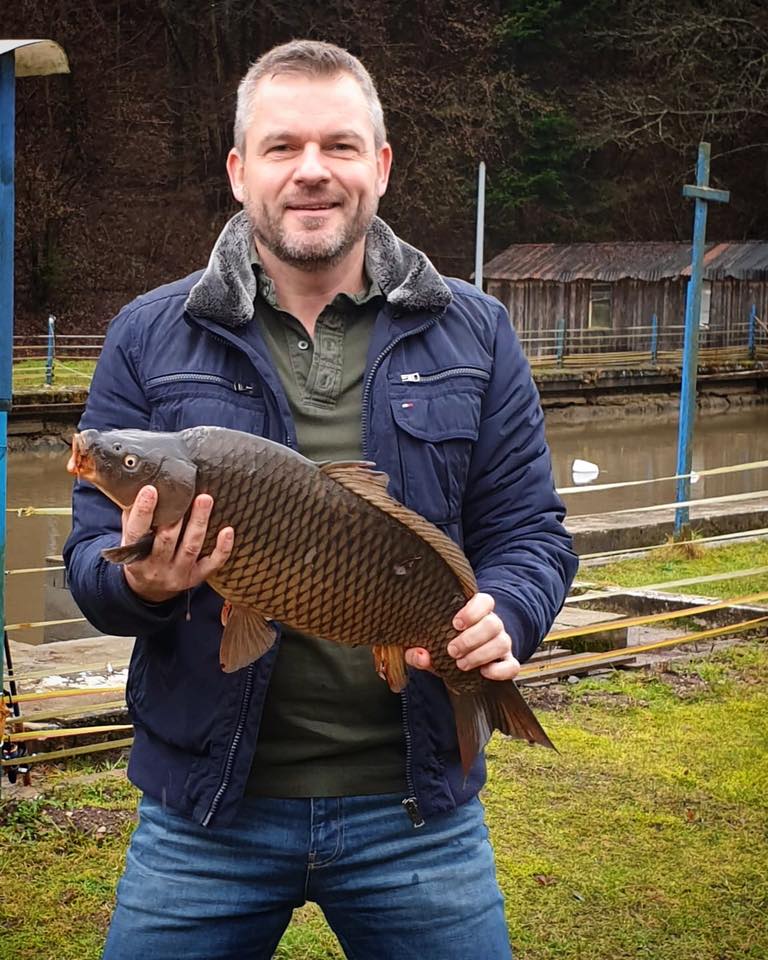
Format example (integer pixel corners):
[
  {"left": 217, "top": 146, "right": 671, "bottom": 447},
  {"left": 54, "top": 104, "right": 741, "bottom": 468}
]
[
  {"left": 377, "top": 142, "right": 393, "bottom": 198},
  {"left": 226, "top": 148, "right": 247, "bottom": 203}
]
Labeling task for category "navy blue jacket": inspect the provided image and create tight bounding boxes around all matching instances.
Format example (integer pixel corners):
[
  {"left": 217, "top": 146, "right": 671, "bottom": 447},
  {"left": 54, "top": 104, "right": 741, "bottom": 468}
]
[{"left": 64, "top": 214, "right": 577, "bottom": 827}]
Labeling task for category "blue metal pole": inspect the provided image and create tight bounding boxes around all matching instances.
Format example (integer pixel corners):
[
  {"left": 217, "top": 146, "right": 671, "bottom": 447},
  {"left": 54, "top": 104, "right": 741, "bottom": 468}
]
[
  {"left": 46, "top": 314, "right": 55, "bottom": 385},
  {"left": 674, "top": 145, "right": 711, "bottom": 535},
  {"left": 650, "top": 312, "right": 658, "bottom": 364},
  {"left": 748, "top": 303, "right": 757, "bottom": 360},
  {"left": 555, "top": 316, "right": 566, "bottom": 367},
  {"left": 0, "top": 52, "right": 15, "bottom": 769}
]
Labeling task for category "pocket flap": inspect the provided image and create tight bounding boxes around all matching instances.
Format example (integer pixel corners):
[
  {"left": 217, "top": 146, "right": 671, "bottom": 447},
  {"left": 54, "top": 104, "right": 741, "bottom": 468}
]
[{"left": 390, "top": 391, "right": 482, "bottom": 442}]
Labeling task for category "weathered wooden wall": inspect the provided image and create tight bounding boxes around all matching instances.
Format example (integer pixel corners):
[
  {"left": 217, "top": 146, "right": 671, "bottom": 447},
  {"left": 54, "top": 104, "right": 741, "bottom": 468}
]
[{"left": 486, "top": 277, "right": 768, "bottom": 356}]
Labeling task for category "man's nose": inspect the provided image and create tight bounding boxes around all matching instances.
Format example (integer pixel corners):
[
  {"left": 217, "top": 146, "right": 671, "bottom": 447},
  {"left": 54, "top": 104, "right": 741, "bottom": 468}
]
[{"left": 293, "top": 144, "right": 331, "bottom": 184}]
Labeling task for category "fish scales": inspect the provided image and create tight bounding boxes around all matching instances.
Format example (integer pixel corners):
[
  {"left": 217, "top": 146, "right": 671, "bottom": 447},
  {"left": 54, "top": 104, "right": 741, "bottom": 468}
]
[
  {"left": 192, "top": 438, "right": 467, "bottom": 687},
  {"left": 68, "top": 424, "right": 556, "bottom": 773},
  {"left": 178, "top": 425, "right": 473, "bottom": 688}
]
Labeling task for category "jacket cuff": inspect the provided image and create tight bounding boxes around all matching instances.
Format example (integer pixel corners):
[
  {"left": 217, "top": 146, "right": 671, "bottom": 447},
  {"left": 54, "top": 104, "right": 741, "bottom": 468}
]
[{"left": 97, "top": 557, "right": 185, "bottom": 632}]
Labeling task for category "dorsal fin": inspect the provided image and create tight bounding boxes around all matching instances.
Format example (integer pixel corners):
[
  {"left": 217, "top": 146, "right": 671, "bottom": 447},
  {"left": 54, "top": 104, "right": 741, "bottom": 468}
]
[
  {"left": 319, "top": 460, "right": 389, "bottom": 491},
  {"left": 318, "top": 461, "right": 477, "bottom": 599}
]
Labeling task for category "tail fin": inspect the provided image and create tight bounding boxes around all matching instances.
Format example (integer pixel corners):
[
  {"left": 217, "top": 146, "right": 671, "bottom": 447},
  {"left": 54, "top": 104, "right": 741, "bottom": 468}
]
[{"left": 449, "top": 681, "right": 555, "bottom": 776}]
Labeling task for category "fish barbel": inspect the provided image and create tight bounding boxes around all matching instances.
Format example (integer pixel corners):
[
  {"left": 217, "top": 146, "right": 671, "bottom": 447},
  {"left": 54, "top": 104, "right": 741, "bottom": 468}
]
[{"left": 68, "top": 425, "right": 554, "bottom": 771}]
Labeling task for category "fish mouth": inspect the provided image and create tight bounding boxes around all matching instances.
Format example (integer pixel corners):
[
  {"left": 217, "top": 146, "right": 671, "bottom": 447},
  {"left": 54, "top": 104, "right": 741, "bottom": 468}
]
[{"left": 67, "top": 432, "right": 96, "bottom": 481}]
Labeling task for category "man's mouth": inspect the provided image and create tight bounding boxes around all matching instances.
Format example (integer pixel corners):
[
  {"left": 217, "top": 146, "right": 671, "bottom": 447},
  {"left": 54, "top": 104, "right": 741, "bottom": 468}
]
[
  {"left": 67, "top": 433, "right": 95, "bottom": 479},
  {"left": 285, "top": 201, "right": 341, "bottom": 212}
]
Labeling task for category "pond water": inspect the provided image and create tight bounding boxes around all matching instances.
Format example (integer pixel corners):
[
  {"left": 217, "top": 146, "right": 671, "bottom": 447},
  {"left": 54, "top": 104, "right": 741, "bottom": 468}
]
[{"left": 4, "top": 407, "right": 766, "bottom": 642}]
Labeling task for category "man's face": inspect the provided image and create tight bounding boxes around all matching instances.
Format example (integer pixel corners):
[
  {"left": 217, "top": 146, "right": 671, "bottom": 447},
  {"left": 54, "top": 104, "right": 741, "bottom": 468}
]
[{"left": 227, "top": 72, "right": 392, "bottom": 271}]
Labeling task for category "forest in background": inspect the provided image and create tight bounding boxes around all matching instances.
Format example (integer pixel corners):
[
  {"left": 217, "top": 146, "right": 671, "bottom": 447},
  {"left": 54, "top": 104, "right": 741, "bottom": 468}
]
[{"left": 5, "top": 0, "right": 768, "bottom": 332}]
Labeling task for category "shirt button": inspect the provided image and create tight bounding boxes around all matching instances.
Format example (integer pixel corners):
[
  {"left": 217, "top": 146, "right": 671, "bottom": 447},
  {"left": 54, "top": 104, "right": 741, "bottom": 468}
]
[{"left": 297, "top": 339, "right": 310, "bottom": 351}]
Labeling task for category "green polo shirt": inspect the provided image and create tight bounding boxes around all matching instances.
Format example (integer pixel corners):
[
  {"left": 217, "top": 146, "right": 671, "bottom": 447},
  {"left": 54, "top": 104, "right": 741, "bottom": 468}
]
[{"left": 246, "top": 261, "right": 406, "bottom": 798}]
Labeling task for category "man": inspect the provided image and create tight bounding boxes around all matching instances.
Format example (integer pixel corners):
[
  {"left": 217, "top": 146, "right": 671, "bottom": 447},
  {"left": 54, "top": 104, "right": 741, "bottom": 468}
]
[{"left": 64, "top": 40, "right": 577, "bottom": 960}]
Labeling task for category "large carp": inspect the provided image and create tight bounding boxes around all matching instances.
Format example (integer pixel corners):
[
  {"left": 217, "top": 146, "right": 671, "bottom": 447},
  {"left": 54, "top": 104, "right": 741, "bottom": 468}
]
[{"left": 68, "top": 425, "right": 554, "bottom": 772}]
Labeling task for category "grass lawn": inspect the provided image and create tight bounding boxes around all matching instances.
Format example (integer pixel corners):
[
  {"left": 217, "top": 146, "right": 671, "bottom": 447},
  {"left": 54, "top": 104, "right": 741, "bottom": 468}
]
[
  {"left": 13, "top": 359, "right": 96, "bottom": 392},
  {"left": 582, "top": 538, "right": 768, "bottom": 600},
  {"left": 1, "top": 640, "right": 766, "bottom": 959}
]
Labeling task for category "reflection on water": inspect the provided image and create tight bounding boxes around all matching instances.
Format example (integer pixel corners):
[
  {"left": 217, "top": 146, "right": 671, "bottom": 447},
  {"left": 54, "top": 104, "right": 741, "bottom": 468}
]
[
  {"left": 547, "top": 409, "right": 768, "bottom": 517},
  {"left": 3, "top": 407, "right": 766, "bottom": 643},
  {"left": 6, "top": 447, "right": 74, "bottom": 643}
]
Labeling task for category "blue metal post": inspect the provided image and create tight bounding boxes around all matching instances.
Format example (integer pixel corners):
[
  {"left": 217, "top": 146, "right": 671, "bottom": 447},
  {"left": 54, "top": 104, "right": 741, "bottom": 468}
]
[
  {"left": 674, "top": 142, "right": 730, "bottom": 536},
  {"left": 0, "top": 52, "right": 15, "bottom": 745},
  {"left": 650, "top": 312, "right": 658, "bottom": 364},
  {"left": 45, "top": 314, "right": 55, "bottom": 385},
  {"left": 748, "top": 303, "right": 757, "bottom": 360},
  {"left": 555, "top": 317, "right": 566, "bottom": 366}
]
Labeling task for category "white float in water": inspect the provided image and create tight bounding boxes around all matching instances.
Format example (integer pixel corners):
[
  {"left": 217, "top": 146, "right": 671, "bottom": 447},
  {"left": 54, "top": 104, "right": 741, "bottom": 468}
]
[{"left": 571, "top": 458, "right": 600, "bottom": 485}]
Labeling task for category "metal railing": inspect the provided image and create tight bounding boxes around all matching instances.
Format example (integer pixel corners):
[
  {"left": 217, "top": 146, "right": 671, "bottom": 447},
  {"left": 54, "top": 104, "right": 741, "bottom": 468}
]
[{"left": 519, "top": 306, "right": 768, "bottom": 367}]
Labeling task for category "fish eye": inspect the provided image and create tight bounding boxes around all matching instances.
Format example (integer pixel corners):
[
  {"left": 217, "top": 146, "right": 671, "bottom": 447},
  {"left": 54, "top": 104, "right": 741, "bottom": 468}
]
[{"left": 123, "top": 454, "right": 139, "bottom": 469}]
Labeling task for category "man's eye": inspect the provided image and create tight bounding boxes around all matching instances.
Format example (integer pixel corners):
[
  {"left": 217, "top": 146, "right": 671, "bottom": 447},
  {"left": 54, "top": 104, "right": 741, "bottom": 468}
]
[
  {"left": 268, "top": 144, "right": 292, "bottom": 154},
  {"left": 329, "top": 143, "right": 354, "bottom": 152}
]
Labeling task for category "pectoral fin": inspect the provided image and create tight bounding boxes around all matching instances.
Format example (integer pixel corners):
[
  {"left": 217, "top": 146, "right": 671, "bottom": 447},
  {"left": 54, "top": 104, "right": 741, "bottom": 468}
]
[
  {"left": 219, "top": 602, "right": 277, "bottom": 673},
  {"left": 102, "top": 533, "right": 155, "bottom": 565},
  {"left": 372, "top": 644, "right": 409, "bottom": 693}
]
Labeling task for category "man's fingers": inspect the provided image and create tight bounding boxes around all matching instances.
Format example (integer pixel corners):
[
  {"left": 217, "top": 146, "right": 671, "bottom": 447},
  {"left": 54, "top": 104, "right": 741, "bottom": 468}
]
[
  {"left": 194, "top": 527, "right": 235, "bottom": 581},
  {"left": 448, "top": 611, "right": 505, "bottom": 659},
  {"left": 404, "top": 647, "right": 434, "bottom": 673},
  {"left": 480, "top": 653, "right": 521, "bottom": 682},
  {"left": 177, "top": 495, "right": 214, "bottom": 564},
  {"left": 452, "top": 592, "right": 495, "bottom": 632},
  {"left": 122, "top": 486, "right": 157, "bottom": 544},
  {"left": 455, "top": 633, "right": 512, "bottom": 671},
  {"left": 149, "top": 516, "right": 184, "bottom": 562}
]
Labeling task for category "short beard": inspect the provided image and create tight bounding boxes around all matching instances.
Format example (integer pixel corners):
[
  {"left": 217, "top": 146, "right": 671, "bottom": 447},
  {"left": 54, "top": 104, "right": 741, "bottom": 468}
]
[{"left": 244, "top": 197, "right": 377, "bottom": 272}]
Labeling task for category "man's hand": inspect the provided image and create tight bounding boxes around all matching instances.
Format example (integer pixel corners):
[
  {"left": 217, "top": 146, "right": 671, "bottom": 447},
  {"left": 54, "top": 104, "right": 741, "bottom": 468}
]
[
  {"left": 121, "top": 485, "right": 234, "bottom": 603},
  {"left": 405, "top": 592, "right": 521, "bottom": 681}
]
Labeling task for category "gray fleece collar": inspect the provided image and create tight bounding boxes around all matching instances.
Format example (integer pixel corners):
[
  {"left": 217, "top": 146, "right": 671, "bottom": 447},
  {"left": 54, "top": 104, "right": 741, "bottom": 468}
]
[{"left": 186, "top": 210, "right": 452, "bottom": 328}]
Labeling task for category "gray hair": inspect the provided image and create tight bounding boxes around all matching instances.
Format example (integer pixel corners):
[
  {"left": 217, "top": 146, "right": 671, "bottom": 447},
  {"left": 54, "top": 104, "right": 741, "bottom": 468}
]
[{"left": 234, "top": 40, "right": 387, "bottom": 153}]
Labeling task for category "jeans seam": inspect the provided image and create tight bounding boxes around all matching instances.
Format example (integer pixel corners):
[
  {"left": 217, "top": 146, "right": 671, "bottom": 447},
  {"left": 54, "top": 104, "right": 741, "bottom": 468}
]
[{"left": 311, "top": 798, "right": 345, "bottom": 868}]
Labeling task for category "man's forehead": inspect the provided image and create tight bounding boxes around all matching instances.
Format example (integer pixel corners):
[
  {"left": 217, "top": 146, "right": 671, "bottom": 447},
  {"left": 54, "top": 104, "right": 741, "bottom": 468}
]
[
  {"left": 247, "top": 72, "right": 374, "bottom": 140},
  {"left": 251, "top": 70, "right": 368, "bottom": 108}
]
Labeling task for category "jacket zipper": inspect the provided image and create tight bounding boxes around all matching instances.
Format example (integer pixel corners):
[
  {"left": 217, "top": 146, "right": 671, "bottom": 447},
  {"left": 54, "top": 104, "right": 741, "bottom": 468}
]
[
  {"left": 360, "top": 311, "right": 442, "bottom": 828},
  {"left": 179, "top": 325, "right": 288, "bottom": 827},
  {"left": 202, "top": 663, "right": 255, "bottom": 826},
  {"left": 400, "top": 691, "right": 425, "bottom": 828},
  {"left": 145, "top": 372, "right": 256, "bottom": 393},
  {"left": 399, "top": 367, "right": 490, "bottom": 384}
]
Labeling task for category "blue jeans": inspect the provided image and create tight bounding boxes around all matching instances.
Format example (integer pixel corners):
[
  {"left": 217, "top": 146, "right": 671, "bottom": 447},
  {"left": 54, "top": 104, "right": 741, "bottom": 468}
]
[{"left": 102, "top": 792, "right": 512, "bottom": 960}]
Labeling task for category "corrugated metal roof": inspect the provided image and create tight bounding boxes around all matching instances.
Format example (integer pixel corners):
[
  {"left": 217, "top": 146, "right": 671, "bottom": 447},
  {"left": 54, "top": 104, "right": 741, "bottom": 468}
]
[{"left": 483, "top": 241, "right": 768, "bottom": 282}]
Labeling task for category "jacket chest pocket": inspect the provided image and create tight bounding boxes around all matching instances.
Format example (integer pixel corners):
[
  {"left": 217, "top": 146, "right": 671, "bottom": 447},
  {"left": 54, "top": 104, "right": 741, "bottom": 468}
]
[
  {"left": 145, "top": 373, "right": 267, "bottom": 435},
  {"left": 388, "top": 370, "right": 487, "bottom": 524}
]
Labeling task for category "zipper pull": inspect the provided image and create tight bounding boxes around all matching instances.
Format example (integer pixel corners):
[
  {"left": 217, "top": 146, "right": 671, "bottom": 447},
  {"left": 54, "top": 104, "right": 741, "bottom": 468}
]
[
  {"left": 402, "top": 796, "right": 425, "bottom": 829},
  {"left": 234, "top": 382, "right": 255, "bottom": 394},
  {"left": 400, "top": 372, "right": 421, "bottom": 382}
]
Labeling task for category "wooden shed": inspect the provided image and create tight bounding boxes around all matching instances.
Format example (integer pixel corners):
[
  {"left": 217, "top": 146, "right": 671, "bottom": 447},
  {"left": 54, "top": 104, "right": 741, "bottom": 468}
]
[{"left": 482, "top": 242, "right": 768, "bottom": 356}]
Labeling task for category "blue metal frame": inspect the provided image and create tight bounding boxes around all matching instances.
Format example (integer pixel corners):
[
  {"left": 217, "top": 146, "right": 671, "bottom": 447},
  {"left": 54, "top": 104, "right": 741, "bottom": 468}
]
[
  {"left": 650, "top": 312, "right": 658, "bottom": 364},
  {"left": 46, "top": 314, "right": 55, "bottom": 385},
  {"left": 674, "top": 143, "right": 730, "bottom": 536},
  {"left": 748, "top": 303, "right": 757, "bottom": 360}
]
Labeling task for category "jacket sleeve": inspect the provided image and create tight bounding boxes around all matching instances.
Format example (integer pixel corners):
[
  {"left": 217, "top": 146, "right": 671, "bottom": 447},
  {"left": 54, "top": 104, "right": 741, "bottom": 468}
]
[
  {"left": 461, "top": 303, "right": 578, "bottom": 663},
  {"left": 62, "top": 305, "right": 185, "bottom": 636}
]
